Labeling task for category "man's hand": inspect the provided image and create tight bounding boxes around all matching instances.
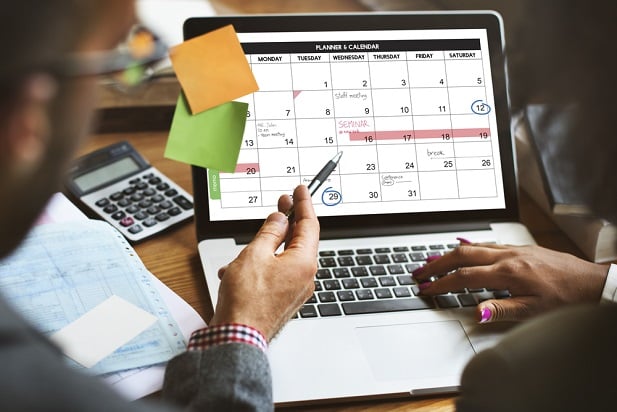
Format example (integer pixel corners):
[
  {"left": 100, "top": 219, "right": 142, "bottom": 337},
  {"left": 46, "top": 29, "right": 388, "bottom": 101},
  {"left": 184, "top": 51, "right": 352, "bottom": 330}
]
[
  {"left": 209, "top": 185, "right": 319, "bottom": 341},
  {"left": 413, "top": 243, "right": 609, "bottom": 323}
]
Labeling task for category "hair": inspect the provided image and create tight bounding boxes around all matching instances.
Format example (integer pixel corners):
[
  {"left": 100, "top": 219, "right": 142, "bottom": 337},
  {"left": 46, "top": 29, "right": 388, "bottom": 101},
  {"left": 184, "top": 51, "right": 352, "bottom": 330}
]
[
  {"left": 0, "top": 0, "right": 104, "bottom": 258},
  {"left": 0, "top": 0, "right": 100, "bottom": 92}
]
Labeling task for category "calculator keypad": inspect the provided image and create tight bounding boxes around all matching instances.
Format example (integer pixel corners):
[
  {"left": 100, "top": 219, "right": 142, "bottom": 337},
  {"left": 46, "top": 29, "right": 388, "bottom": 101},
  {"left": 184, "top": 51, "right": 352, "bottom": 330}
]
[{"left": 81, "top": 168, "right": 194, "bottom": 242}]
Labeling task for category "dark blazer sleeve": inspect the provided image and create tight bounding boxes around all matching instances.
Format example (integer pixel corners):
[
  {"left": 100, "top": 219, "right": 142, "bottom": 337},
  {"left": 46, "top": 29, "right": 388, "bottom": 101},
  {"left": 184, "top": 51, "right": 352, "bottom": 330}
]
[
  {"left": 0, "top": 292, "right": 273, "bottom": 412},
  {"left": 456, "top": 304, "right": 617, "bottom": 412},
  {"left": 162, "top": 343, "right": 273, "bottom": 412},
  {"left": 0, "top": 296, "right": 174, "bottom": 412}
]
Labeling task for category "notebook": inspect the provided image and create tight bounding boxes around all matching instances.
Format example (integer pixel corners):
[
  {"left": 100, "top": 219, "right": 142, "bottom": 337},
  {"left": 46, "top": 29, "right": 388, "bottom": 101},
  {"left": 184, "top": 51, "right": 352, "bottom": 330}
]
[{"left": 188, "top": 12, "right": 536, "bottom": 404}]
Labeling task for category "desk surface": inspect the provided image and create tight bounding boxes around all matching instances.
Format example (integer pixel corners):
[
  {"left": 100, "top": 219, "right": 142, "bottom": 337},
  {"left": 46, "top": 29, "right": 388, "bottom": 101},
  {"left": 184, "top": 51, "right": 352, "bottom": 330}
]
[{"left": 79, "top": 130, "right": 583, "bottom": 412}]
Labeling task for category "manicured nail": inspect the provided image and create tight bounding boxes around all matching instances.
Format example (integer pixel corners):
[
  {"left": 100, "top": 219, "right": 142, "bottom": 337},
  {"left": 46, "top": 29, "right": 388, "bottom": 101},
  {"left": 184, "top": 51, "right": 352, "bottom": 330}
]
[
  {"left": 418, "top": 282, "right": 432, "bottom": 291},
  {"left": 412, "top": 265, "right": 425, "bottom": 276},
  {"left": 457, "top": 237, "right": 472, "bottom": 245},
  {"left": 425, "top": 255, "right": 441, "bottom": 263},
  {"left": 479, "top": 306, "right": 492, "bottom": 323}
]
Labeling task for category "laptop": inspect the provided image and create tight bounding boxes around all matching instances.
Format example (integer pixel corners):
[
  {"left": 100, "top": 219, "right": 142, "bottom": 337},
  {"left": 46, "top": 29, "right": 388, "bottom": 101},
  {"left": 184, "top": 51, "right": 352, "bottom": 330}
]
[{"left": 188, "top": 12, "right": 535, "bottom": 404}]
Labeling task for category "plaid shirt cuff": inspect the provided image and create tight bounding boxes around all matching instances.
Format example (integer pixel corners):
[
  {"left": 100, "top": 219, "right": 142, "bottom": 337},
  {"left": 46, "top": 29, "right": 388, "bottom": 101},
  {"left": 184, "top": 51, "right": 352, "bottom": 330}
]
[{"left": 187, "top": 323, "right": 268, "bottom": 353}]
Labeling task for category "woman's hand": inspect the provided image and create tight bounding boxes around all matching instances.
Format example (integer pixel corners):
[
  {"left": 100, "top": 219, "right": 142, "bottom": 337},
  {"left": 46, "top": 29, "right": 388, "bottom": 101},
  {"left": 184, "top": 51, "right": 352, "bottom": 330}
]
[{"left": 413, "top": 243, "right": 609, "bottom": 323}]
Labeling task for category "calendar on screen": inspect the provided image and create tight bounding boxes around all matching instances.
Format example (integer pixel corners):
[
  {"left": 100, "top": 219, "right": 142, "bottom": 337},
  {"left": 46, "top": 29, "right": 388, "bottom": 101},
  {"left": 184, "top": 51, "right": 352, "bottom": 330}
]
[{"left": 207, "top": 28, "right": 506, "bottom": 221}]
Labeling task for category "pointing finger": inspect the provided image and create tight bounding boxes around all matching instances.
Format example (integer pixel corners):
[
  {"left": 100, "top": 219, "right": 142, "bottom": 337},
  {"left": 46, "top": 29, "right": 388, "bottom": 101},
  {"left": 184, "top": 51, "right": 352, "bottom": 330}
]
[{"left": 283, "top": 185, "right": 319, "bottom": 257}]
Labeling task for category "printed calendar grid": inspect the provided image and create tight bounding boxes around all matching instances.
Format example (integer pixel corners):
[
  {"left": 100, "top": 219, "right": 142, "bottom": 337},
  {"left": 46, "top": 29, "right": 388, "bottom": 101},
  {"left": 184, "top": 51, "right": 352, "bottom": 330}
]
[{"left": 207, "top": 35, "right": 503, "bottom": 220}]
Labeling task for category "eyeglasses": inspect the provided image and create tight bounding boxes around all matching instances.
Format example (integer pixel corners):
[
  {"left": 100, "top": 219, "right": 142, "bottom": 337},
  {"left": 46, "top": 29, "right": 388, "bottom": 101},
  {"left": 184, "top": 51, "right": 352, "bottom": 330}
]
[{"left": 58, "top": 25, "right": 168, "bottom": 92}]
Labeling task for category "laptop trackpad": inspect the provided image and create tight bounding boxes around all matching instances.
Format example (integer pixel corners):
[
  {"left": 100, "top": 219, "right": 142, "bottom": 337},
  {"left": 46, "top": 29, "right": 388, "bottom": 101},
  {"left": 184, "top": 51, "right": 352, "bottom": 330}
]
[{"left": 355, "top": 321, "right": 475, "bottom": 381}]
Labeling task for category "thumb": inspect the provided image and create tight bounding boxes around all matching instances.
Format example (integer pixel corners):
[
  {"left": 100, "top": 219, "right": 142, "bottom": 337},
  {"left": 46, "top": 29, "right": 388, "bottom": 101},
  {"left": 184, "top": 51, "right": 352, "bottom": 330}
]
[
  {"left": 217, "top": 264, "right": 229, "bottom": 280},
  {"left": 477, "top": 298, "right": 534, "bottom": 323},
  {"left": 249, "top": 211, "right": 289, "bottom": 253}
]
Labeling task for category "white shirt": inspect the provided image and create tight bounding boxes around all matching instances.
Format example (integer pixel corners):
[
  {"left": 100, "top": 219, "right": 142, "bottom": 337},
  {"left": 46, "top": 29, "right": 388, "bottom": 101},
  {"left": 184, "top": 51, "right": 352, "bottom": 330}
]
[{"left": 601, "top": 264, "right": 617, "bottom": 303}]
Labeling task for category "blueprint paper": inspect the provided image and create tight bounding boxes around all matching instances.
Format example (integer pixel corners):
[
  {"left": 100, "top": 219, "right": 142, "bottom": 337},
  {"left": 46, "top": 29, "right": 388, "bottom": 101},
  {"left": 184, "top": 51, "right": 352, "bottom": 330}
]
[
  {"left": 102, "top": 273, "right": 207, "bottom": 400},
  {"left": 0, "top": 220, "right": 186, "bottom": 375}
]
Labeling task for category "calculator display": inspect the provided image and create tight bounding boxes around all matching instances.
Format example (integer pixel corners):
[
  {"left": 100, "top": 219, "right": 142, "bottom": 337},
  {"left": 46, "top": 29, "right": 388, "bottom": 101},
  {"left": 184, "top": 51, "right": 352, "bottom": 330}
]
[{"left": 74, "top": 157, "right": 141, "bottom": 192}]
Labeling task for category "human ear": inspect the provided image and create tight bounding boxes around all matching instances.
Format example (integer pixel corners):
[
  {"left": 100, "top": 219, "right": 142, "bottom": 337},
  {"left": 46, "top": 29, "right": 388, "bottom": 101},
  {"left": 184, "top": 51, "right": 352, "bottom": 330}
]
[{"left": 0, "top": 73, "right": 57, "bottom": 175}]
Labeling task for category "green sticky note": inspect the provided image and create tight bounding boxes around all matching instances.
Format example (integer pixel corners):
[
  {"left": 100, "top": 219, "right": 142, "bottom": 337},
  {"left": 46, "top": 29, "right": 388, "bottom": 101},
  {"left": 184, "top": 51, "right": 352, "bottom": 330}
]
[{"left": 164, "top": 93, "right": 248, "bottom": 173}]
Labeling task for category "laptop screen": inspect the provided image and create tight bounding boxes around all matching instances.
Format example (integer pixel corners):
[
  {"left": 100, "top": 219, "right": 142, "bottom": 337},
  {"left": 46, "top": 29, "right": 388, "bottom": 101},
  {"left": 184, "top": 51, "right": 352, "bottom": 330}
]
[{"left": 188, "top": 13, "right": 518, "bottom": 240}]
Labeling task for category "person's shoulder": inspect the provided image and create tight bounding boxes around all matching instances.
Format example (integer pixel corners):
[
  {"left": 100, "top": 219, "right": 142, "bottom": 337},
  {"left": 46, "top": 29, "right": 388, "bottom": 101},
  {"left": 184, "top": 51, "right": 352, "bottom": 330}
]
[
  {"left": 0, "top": 294, "right": 46, "bottom": 338},
  {"left": 500, "top": 303, "right": 617, "bottom": 350},
  {"left": 458, "top": 304, "right": 617, "bottom": 412}
]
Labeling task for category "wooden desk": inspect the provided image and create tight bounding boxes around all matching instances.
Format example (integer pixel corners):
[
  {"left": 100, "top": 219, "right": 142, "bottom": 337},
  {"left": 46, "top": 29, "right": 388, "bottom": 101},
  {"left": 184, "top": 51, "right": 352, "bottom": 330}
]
[{"left": 79, "top": 130, "right": 583, "bottom": 412}]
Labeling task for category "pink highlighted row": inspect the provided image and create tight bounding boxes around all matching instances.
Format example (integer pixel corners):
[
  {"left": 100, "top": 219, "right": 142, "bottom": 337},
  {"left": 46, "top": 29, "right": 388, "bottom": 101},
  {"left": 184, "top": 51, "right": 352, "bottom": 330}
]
[{"left": 349, "top": 128, "right": 490, "bottom": 141}]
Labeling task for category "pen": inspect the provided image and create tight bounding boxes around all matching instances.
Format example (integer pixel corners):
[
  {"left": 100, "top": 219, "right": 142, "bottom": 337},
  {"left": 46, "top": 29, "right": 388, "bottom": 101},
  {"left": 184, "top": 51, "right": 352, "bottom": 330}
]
[{"left": 286, "top": 151, "right": 343, "bottom": 219}]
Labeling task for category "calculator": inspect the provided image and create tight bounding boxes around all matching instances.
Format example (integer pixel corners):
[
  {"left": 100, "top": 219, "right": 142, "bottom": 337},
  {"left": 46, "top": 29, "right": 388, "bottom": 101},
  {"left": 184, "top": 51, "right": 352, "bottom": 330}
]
[{"left": 65, "top": 141, "right": 194, "bottom": 242}]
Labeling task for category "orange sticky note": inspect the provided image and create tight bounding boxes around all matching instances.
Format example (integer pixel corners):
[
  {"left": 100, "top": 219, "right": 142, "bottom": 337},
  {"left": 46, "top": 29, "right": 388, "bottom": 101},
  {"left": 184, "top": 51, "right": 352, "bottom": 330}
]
[{"left": 169, "top": 24, "right": 258, "bottom": 114}]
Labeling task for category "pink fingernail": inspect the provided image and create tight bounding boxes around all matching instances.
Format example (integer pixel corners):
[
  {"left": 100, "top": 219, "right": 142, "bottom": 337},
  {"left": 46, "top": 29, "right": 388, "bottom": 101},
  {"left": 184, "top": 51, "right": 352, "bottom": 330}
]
[
  {"left": 425, "top": 255, "right": 441, "bottom": 263},
  {"left": 457, "top": 237, "right": 472, "bottom": 245},
  {"left": 479, "top": 306, "right": 492, "bottom": 323},
  {"left": 418, "top": 282, "right": 432, "bottom": 291},
  {"left": 412, "top": 265, "right": 425, "bottom": 276}
]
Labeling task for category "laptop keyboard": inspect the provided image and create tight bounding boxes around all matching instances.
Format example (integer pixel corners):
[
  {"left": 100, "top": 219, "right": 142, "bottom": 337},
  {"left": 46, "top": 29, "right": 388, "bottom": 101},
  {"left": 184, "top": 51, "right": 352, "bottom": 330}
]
[{"left": 296, "top": 242, "right": 510, "bottom": 319}]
